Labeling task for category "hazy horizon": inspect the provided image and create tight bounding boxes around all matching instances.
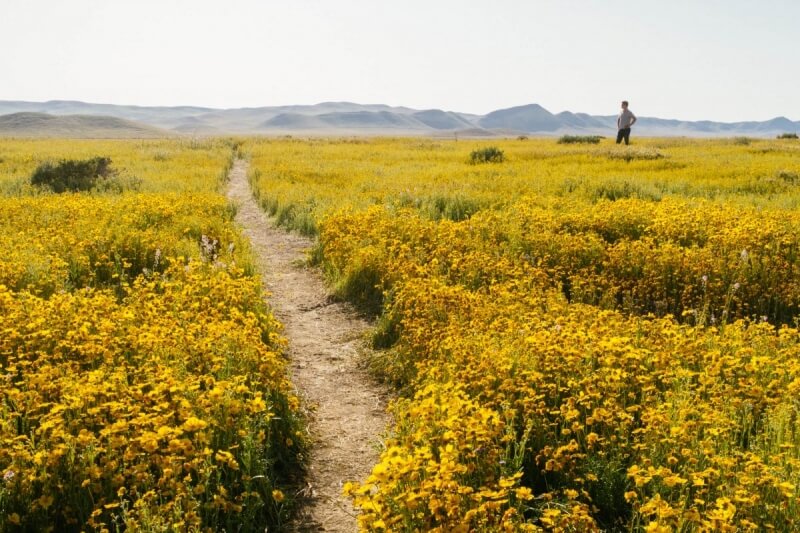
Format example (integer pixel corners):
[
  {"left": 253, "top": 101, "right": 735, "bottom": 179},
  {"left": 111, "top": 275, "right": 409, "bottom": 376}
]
[
  {"left": 2, "top": 1, "right": 798, "bottom": 123},
  {"left": 3, "top": 98, "right": 800, "bottom": 126}
]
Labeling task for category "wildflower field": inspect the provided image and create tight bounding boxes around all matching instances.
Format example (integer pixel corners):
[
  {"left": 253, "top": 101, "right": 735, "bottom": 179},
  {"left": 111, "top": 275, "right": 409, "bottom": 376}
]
[
  {"left": 249, "top": 137, "right": 800, "bottom": 531},
  {"left": 0, "top": 139, "right": 305, "bottom": 531},
  {"left": 3, "top": 135, "right": 800, "bottom": 532}
]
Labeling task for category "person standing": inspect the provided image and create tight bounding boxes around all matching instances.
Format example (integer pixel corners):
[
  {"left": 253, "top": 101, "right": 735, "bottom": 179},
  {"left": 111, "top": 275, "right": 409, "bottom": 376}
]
[{"left": 616, "top": 101, "right": 637, "bottom": 145}]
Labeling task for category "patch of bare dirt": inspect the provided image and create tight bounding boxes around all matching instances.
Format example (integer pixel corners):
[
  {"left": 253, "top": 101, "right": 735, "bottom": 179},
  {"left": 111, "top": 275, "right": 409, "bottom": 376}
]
[{"left": 226, "top": 159, "right": 390, "bottom": 532}]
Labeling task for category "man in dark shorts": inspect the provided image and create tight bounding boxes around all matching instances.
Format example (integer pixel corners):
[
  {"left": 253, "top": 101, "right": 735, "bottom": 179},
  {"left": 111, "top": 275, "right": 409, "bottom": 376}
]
[{"left": 616, "top": 101, "right": 637, "bottom": 145}]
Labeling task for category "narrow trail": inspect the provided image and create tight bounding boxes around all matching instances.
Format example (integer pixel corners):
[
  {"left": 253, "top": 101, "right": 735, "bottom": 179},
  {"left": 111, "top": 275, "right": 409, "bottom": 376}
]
[{"left": 226, "top": 159, "right": 390, "bottom": 532}]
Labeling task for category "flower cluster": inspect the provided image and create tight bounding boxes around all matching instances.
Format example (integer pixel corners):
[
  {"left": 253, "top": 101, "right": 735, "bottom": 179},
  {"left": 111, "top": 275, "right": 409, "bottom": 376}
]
[
  {"left": 325, "top": 208, "right": 800, "bottom": 531},
  {"left": 1, "top": 265, "right": 303, "bottom": 531},
  {"left": 0, "top": 193, "right": 246, "bottom": 297},
  {"left": 250, "top": 137, "right": 800, "bottom": 530},
  {"left": 0, "top": 139, "right": 304, "bottom": 532}
]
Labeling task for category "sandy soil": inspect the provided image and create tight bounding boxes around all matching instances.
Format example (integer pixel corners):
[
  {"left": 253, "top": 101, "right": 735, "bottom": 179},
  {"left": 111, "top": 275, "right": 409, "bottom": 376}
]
[{"left": 226, "top": 159, "right": 390, "bottom": 532}]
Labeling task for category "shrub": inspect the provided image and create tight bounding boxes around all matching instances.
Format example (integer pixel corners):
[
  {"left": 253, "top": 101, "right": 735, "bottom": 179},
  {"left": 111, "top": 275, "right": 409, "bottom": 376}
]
[
  {"left": 777, "top": 132, "right": 798, "bottom": 139},
  {"left": 602, "top": 147, "right": 665, "bottom": 162},
  {"left": 558, "top": 135, "right": 603, "bottom": 144},
  {"left": 30, "top": 157, "right": 117, "bottom": 193},
  {"left": 732, "top": 136, "right": 752, "bottom": 145},
  {"left": 469, "top": 146, "right": 505, "bottom": 164}
]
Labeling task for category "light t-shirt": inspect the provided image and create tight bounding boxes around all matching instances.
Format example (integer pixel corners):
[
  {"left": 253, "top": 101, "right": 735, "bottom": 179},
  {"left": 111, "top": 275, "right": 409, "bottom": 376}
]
[{"left": 617, "top": 109, "right": 636, "bottom": 129}]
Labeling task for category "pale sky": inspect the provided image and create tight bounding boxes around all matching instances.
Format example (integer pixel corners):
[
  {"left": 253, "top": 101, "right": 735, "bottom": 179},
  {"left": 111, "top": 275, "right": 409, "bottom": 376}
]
[{"left": 2, "top": 0, "right": 798, "bottom": 122}]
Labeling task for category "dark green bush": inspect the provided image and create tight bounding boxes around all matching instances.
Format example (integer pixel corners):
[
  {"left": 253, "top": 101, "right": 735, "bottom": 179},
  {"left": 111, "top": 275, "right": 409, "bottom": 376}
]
[
  {"left": 777, "top": 132, "right": 798, "bottom": 139},
  {"left": 30, "top": 157, "right": 117, "bottom": 193},
  {"left": 558, "top": 135, "right": 603, "bottom": 144},
  {"left": 732, "top": 137, "right": 752, "bottom": 145},
  {"left": 469, "top": 146, "right": 505, "bottom": 164}
]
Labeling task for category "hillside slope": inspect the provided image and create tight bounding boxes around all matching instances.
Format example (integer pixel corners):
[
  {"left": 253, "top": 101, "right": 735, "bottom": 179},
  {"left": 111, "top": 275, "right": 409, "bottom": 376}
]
[{"left": 0, "top": 112, "right": 170, "bottom": 138}]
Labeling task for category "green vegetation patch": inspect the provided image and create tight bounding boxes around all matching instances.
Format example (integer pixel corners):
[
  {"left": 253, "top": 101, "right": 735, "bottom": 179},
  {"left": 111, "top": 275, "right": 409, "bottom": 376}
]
[
  {"left": 30, "top": 157, "right": 139, "bottom": 193},
  {"left": 558, "top": 135, "right": 603, "bottom": 144},
  {"left": 469, "top": 146, "right": 505, "bottom": 164}
]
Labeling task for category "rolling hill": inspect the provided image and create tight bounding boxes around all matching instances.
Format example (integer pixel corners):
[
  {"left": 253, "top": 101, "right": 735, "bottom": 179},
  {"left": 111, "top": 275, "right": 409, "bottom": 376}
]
[
  {"left": 0, "top": 100, "right": 797, "bottom": 137},
  {"left": 0, "top": 112, "right": 170, "bottom": 138},
  {"left": 479, "top": 103, "right": 563, "bottom": 132}
]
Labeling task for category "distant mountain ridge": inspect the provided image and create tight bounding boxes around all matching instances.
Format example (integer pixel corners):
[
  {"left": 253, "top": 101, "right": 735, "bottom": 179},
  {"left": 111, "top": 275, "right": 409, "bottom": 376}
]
[
  {"left": 0, "top": 100, "right": 797, "bottom": 137},
  {"left": 0, "top": 112, "right": 168, "bottom": 138}
]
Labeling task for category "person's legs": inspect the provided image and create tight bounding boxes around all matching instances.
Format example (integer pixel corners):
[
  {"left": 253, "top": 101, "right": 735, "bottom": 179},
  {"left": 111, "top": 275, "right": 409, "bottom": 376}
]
[
  {"left": 616, "top": 129, "right": 625, "bottom": 144},
  {"left": 623, "top": 127, "right": 631, "bottom": 145}
]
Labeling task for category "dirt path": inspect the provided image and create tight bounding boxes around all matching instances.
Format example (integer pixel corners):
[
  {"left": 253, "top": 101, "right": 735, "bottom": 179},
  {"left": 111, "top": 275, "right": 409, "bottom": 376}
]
[{"left": 226, "top": 159, "right": 390, "bottom": 532}]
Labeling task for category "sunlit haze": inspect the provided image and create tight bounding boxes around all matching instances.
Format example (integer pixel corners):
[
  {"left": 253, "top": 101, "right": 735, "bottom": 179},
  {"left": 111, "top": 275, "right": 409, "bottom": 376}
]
[{"left": 2, "top": 0, "right": 798, "bottom": 121}]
